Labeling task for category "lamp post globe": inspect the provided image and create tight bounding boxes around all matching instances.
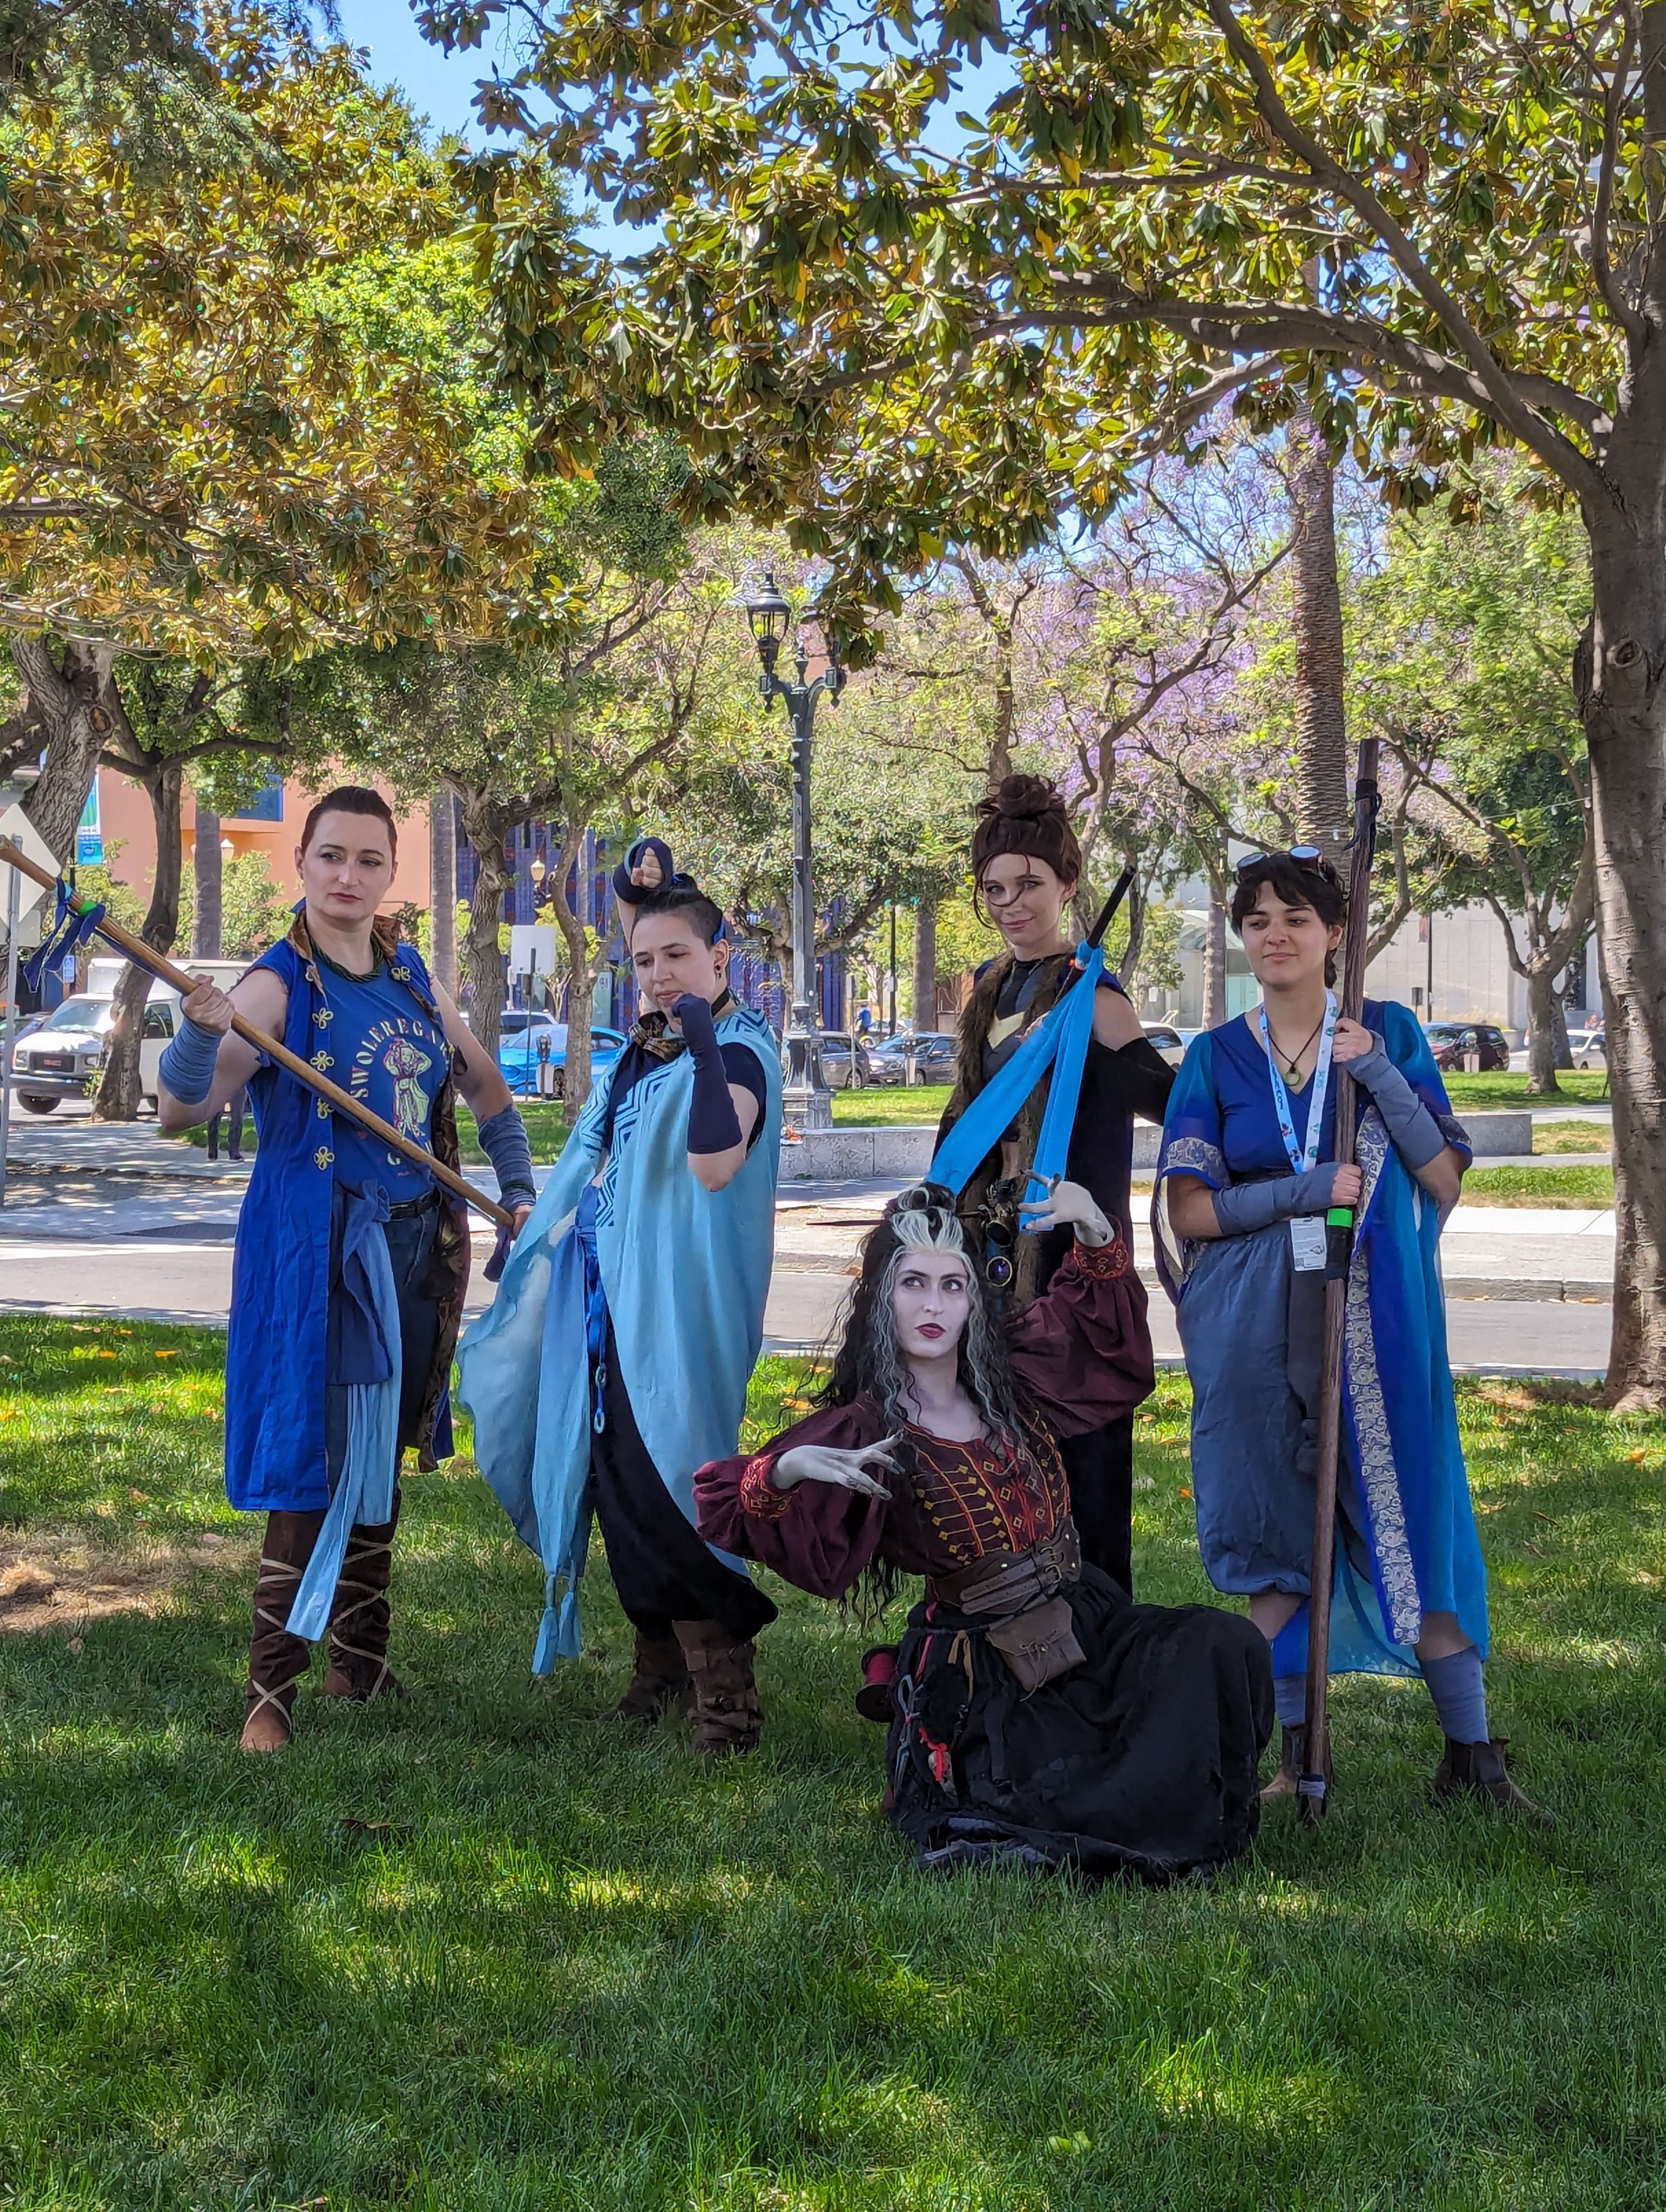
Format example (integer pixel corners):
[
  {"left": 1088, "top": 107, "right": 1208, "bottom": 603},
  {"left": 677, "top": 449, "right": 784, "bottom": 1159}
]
[{"left": 738, "top": 565, "right": 845, "bottom": 1132}]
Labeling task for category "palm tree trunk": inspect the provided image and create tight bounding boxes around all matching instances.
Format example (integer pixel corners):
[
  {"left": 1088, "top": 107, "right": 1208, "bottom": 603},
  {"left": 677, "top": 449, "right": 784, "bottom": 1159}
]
[
  {"left": 1289, "top": 406, "right": 1349, "bottom": 858},
  {"left": 191, "top": 800, "right": 222, "bottom": 959}
]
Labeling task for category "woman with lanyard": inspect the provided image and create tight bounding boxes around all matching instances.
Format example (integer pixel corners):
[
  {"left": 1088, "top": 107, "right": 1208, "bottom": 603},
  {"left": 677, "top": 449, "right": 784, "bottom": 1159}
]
[
  {"left": 158, "top": 787, "right": 537, "bottom": 1752},
  {"left": 934, "top": 775, "right": 1174, "bottom": 1593},
  {"left": 1153, "top": 849, "right": 1550, "bottom": 1820}
]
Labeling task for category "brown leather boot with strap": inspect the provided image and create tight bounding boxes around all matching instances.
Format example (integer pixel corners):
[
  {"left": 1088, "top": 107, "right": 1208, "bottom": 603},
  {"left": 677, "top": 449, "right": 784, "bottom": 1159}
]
[
  {"left": 610, "top": 1631, "right": 693, "bottom": 1723},
  {"left": 674, "top": 1619, "right": 763, "bottom": 1756},
  {"left": 1434, "top": 1737, "right": 1555, "bottom": 1827},
  {"left": 321, "top": 1489, "right": 405, "bottom": 1703},
  {"left": 241, "top": 1509, "right": 326, "bottom": 1752}
]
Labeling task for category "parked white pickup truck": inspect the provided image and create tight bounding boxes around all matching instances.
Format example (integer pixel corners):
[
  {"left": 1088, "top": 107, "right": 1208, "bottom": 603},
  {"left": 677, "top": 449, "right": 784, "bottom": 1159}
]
[{"left": 8, "top": 957, "right": 247, "bottom": 1114}]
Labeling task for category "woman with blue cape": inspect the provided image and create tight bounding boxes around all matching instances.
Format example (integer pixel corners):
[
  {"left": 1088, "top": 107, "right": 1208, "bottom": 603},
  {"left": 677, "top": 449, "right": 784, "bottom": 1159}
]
[
  {"left": 458, "top": 844, "right": 785, "bottom": 1754},
  {"left": 1154, "top": 850, "right": 1550, "bottom": 1821},
  {"left": 156, "top": 787, "right": 538, "bottom": 1752}
]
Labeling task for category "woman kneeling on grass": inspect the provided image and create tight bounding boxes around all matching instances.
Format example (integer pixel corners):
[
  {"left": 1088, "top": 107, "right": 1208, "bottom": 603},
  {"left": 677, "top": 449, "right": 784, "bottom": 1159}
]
[
  {"left": 695, "top": 1181, "right": 1272, "bottom": 1882},
  {"left": 1154, "top": 850, "right": 1551, "bottom": 1822}
]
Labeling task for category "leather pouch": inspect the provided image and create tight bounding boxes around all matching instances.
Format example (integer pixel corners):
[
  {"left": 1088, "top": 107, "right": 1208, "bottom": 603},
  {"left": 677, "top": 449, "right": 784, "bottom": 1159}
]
[{"left": 986, "top": 1594, "right": 1086, "bottom": 1693}]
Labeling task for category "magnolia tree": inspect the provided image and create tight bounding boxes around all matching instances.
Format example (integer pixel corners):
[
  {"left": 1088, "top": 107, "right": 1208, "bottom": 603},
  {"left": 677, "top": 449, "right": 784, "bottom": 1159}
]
[{"left": 428, "top": 0, "right": 1666, "bottom": 1403}]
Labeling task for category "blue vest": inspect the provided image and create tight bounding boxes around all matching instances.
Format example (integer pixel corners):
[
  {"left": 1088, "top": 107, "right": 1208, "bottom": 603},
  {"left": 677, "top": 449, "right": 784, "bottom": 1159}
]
[{"left": 225, "top": 935, "right": 455, "bottom": 1513}]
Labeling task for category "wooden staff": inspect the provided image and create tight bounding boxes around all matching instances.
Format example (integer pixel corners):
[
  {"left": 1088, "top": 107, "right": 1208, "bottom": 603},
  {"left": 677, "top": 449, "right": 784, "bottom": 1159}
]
[
  {"left": 0, "top": 839, "right": 515, "bottom": 1231},
  {"left": 1298, "top": 737, "right": 1382, "bottom": 1823}
]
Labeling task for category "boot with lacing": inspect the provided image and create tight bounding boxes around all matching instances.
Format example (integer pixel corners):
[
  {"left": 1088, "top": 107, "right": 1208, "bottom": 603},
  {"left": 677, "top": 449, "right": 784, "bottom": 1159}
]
[
  {"left": 609, "top": 1630, "right": 693, "bottom": 1723},
  {"left": 319, "top": 1489, "right": 405, "bottom": 1705},
  {"left": 674, "top": 1619, "right": 763, "bottom": 1756},
  {"left": 240, "top": 1509, "right": 326, "bottom": 1752},
  {"left": 1433, "top": 1737, "right": 1555, "bottom": 1827}
]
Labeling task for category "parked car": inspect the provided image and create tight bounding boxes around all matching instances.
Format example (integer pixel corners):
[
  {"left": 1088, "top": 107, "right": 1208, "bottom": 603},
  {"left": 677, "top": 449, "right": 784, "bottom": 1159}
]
[
  {"left": 1565, "top": 1026, "right": 1608, "bottom": 1069},
  {"left": 496, "top": 1012, "right": 626, "bottom": 1100},
  {"left": 1144, "top": 1022, "right": 1202, "bottom": 1069},
  {"left": 866, "top": 1031, "right": 958, "bottom": 1086},
  {"left": 7, "top": 988, "right": 182, "bottom": 1112},
  {"left": 780, "top": 1028, "right": 874, "bottom": 1089},
  {"left": 1423, "top": 1020, "right": 1511, "bottom": 1073}
]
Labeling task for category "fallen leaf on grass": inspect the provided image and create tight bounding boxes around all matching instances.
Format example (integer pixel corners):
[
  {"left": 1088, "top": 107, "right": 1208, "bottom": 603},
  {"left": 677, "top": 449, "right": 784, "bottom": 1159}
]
[
  {"left": 1178, "top": 1486, "right": 1193, "bottom": 1501},
  {"left": 340, "top": 1817, "right": 413, "bottom": 1838},
  {"left": 67, "top": 1637, "right": 84, "bottom": 1654},
  {"left": 154, "top": 1350, "right": 178, "bottom": 1360},
  {"left": 96, "top": 1351, "right": 116, "bottom": 1360}
]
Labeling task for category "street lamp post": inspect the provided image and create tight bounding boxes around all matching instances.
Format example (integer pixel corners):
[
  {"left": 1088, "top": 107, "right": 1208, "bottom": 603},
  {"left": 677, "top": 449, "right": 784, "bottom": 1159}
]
[{"left": 741, "top": 565, "right": 845, "bottom": 1131}]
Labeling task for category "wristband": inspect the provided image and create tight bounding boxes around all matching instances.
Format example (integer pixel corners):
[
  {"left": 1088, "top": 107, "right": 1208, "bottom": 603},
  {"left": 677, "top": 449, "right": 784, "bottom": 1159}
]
[
  {"left": 475, "top": 1103, "right": 536, "bottom": 1210},
  {"left": 157, "top": 1015, "right": 223, "bottom": 1105},
  {"left": 611, "top": 836, "right": 677, "bottom": 905}
]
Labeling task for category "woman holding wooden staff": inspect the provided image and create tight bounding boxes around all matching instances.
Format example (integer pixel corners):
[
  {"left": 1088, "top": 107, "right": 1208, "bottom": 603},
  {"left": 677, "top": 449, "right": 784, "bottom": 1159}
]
[
  {"left": 1154, "top": 847, "right": 1552, "bottom": 1822},
  {"left": 156, "top": 786, "right": 537, "bottom": 1752}
]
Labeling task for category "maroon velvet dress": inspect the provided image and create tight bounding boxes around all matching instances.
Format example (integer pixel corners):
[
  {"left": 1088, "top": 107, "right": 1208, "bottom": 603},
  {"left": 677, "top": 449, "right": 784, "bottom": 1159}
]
[{"left": 697, "top": 1240, "right": 1273, "bottom": 1882}]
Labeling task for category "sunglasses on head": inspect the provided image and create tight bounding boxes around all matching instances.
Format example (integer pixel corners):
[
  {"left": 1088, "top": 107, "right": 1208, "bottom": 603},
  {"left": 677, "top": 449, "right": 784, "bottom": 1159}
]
[{"left": 1235, "top": 844, "right": 1325, "bottom": 874}]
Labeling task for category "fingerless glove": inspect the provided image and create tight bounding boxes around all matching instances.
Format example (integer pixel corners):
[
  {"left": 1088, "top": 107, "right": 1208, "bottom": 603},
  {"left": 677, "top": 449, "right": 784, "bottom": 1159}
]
[
  {"left": 1210, "top": 1165, "right": 1343, "bottom": 1237},
  {"left": 1347, "top": 1046, "right": 1449, "bottom": 1169},
  {"left": 676, "top": 992, "right": 742, "bottom": 1155},
  {"left": 474, "top": 1103, "right": 536, "bottom": 1211}
]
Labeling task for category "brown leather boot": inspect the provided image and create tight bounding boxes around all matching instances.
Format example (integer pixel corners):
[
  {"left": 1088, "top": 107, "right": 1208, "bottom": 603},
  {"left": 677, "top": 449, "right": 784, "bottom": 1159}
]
[
  {"left": 609, "top": 1631, "right": 693, "bottom": 1723},
  {"left": 674, "top": 1619, "right": 762, "bottom": 1756},
  {"left": 320, "top": 1489, "right": 405, "bottom": 1703},
  {"left": 1433, "top": 1737, "right": 1555, "bottom": 1827},
  {"left": 1260, "top": 1724, "right": 1305, "bottom": 1801},
  {"left": 240, "top": 1509, "right": 325, "bottom": 1752}
]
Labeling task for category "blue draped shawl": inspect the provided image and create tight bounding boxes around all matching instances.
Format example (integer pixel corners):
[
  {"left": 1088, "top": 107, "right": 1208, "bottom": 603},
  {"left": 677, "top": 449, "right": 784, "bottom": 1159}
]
[
  {"left": 1153, "top": 999, "right": 1486, "bottom": 1675},
  {"left": 456, "top": 1004, "right": 783, "bottom": 1669}
]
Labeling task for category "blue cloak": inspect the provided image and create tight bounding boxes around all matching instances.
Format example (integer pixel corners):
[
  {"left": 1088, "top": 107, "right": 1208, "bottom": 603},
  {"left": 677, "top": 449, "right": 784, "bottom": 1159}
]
[
  {"left": 456, "top": 1003, "right": 783, "bottom": 1668},
  {"left": 225, "top": 936, "right": 457, "bottom": 1514},
  {"left": 1152, "top": 1000, "right": 1486, "bottom": 1675}
]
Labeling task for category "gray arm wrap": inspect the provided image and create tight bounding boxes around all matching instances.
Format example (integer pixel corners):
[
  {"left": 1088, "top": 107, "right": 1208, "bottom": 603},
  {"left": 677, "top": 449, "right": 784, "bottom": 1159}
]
[
  {"left": 1210, "top": 1166, "right": 1338, "bottom": 1237},
  {"left": 1347, "top": 1049, "right": 1449, "bottom": 1170},
  {"left": 475, "top": 1104, "right": 536, "bottom": 1209}
]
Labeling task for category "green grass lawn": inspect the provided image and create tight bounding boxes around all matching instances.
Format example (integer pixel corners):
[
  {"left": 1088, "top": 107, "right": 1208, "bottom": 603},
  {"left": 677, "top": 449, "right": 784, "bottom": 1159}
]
[
  {"left": 1443, "top": 1070, "right": 1611, "bottom": 1110},
  {"left": 1463, "top": 1165, "right": 1616, "bottom": 1209},
  {"left": 2, "top": 1319, "right": 1664, "bottom": 2208},
  {"left": 1533, "top": 1120, "right": 1613, "bottom": 1155}
]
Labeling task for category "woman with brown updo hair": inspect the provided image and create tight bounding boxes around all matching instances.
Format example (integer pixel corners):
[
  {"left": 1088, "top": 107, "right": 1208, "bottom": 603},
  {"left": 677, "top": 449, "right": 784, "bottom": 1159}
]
[{"left": 933, "top": 774, "right": 1174, "bottom": 1592}]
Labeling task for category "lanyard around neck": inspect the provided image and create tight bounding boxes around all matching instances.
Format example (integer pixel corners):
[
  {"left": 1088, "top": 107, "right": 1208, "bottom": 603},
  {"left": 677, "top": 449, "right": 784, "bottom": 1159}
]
[{"left": 1259, "top": 992, "right": 1337, "bottom": 1173}]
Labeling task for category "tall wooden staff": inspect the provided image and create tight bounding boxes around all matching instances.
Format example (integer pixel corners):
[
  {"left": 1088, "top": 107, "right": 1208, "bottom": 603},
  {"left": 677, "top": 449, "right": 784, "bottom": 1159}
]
[
  {"left": 1298, "top": 737, "right": 1382, "bottom": 1823},
  {"left": 0, "top": 839, "right": 514, "bottom": 1230}
]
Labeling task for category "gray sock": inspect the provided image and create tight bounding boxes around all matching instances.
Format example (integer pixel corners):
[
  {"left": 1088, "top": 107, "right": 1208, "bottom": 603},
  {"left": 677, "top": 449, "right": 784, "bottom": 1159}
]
[
  {"left": 1420, "top": 1645, "right": 1489, "bottom": 1745},
  {"left": 1273, "top": 1674, "right": 1308, "bottom": 1729}
]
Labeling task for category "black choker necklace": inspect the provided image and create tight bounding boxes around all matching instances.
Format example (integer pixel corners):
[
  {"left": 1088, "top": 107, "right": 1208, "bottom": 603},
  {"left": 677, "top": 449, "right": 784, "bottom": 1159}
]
[{"left": 1266, "top": 1010, "right": 1325, "bottom": 1081}]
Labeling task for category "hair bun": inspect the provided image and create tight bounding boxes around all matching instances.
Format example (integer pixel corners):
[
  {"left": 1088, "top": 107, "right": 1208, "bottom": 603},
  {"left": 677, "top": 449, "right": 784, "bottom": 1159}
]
[
  {"left": 970, "top": 773, "right": 1082, "bottom": 886},
  {"left": 988, "top": 773, "right": 1064, "bottom": 823}
]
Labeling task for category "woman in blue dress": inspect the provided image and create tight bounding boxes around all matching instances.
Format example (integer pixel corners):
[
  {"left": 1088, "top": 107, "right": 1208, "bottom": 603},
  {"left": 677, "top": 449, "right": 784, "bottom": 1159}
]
[{"left": 1154, "top": 850, "right": 1550, "bottom": 1821}]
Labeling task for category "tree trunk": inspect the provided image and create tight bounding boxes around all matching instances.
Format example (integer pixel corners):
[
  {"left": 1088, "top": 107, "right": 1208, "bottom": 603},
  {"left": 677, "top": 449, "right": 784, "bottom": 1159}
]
[
  {"left": 457, "top": 789, "right": 512, "bottom": 1062},
  {"left": 912, "top": 897, "right": 938, "bottom": 1031},
  {"left": 430, "top": 788, "right": 458, "bottom": 997},
  {"left": 1288, "top": 406, "right": 1350, "bottom": 857},
  {"left": 1579, "top": 510, "right": 1666, "bottom": 1407},
  {"left": 1524, "top": 966, "right": 1565, "bottom": 1099},
  {"left": 548, "top": 821, "right": 593, "bottom": 1108},
  {"left": 1120, "top": 870, "right": 1146, "bottom": 993},
  {"left": 191, "top": 801, "right": 222, "bottom": 960},
  {"left": 93, "top": 761, "right": 183, "bottom": 1121},
  {"left": 12, "top": 636, "right": 118, "bottom": 862},
  {"left": 1551, "top": 989, "right": 1574, "bottom": 1071},
  {"left": 1202, "top": 876, "right": 1228, "bottom": 1028}
]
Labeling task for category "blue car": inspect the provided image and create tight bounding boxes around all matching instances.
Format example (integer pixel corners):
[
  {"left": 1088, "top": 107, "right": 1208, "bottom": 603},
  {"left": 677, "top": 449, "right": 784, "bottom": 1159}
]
[{"left": 497, "top": 1013, "right": 626, "bottom": 1100}]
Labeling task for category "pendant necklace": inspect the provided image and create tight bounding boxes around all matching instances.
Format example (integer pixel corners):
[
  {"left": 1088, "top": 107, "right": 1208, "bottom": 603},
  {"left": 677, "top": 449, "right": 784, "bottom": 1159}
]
[{"left": 1266, "top": 1011, "right": 1324, "bottom": 1081}]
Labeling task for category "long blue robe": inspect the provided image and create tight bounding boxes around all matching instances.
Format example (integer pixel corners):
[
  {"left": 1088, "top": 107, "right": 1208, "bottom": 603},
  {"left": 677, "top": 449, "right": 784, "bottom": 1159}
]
[
  {"left": 1153, "top": 999, "right": 1486, "bottom": 1675},
  {"left": 225, "top": 936, "right": 457, "bottom": 1514},
  {"left": 456, "top": 1004, "right": 783, "bottom": 1669}
]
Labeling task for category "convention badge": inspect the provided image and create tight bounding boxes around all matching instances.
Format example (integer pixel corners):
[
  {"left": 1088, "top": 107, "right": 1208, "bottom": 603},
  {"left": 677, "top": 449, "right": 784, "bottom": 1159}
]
[{"left": 1289, "top": 1214, "right": 1327, "bottom": 1272}]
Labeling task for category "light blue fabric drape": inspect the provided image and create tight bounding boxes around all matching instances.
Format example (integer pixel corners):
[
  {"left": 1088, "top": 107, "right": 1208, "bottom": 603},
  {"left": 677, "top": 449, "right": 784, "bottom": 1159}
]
[
  {"left": 285, "top": 1184, "right": 402, "bottom": 1640},
  {"left": 928, "top": 944, "right": 1105, "bottom": 1213},
  {"left": 457, "top": 1005, "right": 783, "bottom": 1670}
]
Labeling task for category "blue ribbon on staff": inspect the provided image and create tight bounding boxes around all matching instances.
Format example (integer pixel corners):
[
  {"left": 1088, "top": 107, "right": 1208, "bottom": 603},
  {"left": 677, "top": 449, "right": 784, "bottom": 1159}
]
[
  {"left": 927, "top": 940, "right": 1108, "bottom": 1221},
  {"left": 20, "top": 880, "right": 107, "bottom": 994}
]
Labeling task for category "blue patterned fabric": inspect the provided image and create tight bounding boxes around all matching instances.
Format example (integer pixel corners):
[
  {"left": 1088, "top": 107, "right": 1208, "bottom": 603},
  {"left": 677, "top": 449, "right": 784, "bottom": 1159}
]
[
  {"left": 224, "top": 936, "right": 454, "bottom": 1513},
  {"left": 457, "top": 1002, "right": 783, "bottom": 1669},
  {"left": 1153, "top": 999, "right": 1486, "bottom": 1675}
]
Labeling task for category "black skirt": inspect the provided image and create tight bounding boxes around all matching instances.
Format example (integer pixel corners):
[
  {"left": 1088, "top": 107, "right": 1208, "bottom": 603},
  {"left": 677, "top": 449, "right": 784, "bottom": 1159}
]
[{"left": 886, "top": 1565, "right": 1272, "bottom": 1883}]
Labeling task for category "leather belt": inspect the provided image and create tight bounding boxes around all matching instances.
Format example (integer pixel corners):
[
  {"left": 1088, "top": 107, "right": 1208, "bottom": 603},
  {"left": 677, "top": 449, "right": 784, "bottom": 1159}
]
[{"left": 928, "top": 1517, "right": 1082, "bottom": 1617}]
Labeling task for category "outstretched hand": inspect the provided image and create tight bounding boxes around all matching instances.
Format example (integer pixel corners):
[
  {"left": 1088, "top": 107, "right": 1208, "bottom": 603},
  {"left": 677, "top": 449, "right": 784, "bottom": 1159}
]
[
  {"left": 1020, "top": 1174, "right": 1114, "bottom": 1246},
  {"left": 771, "top": 1437, "right": 899, "bottom": 1499}
]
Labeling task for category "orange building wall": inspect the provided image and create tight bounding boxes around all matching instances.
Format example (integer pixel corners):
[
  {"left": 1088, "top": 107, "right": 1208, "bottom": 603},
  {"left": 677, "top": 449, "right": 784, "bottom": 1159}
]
[{"left": 92, "top": 771, "right": 434, "bottom": 917}]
